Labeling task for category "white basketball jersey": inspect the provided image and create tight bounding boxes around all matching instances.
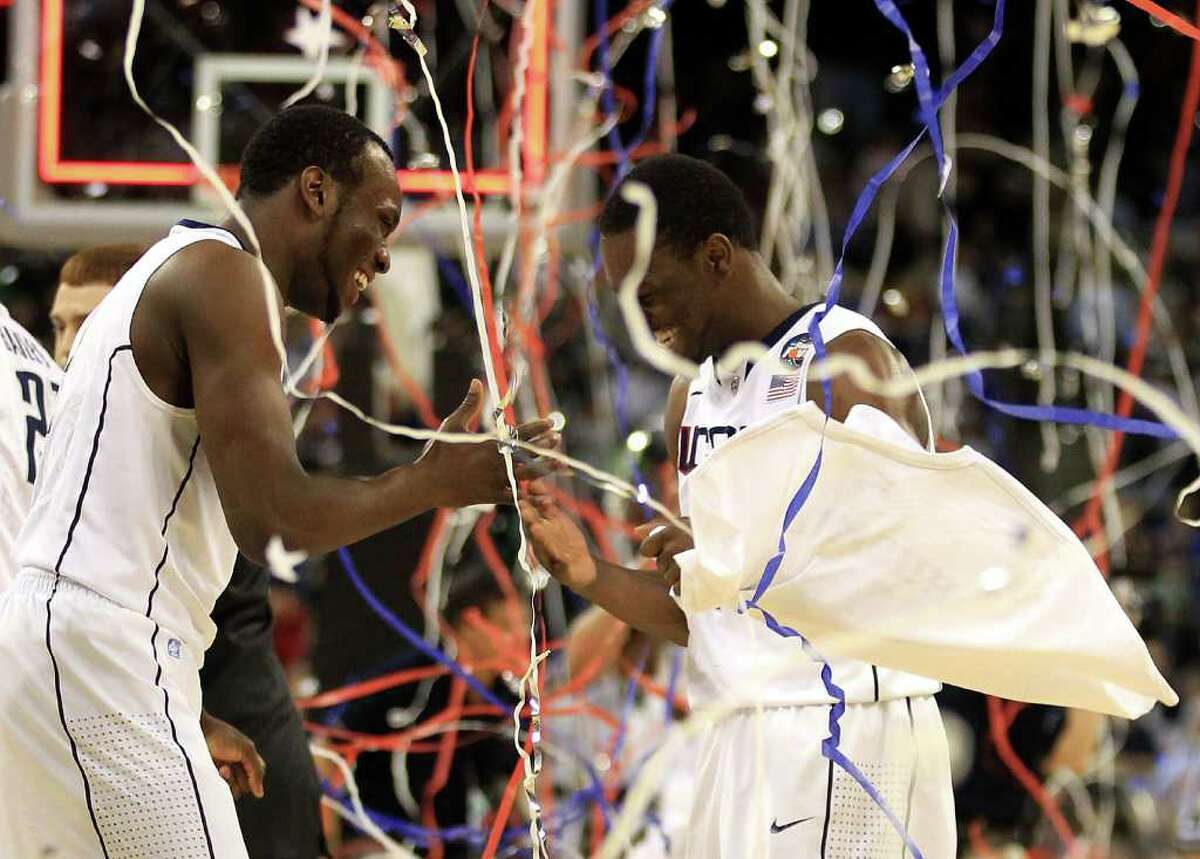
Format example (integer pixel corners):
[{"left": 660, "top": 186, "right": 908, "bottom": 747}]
[
  {"left": 677, "top": 303, "right": 941, "bottom": 709},
  {"left": 16, "top": 223, "right": 240, "bottom": 650},
  {"left": 0, "top": 305, "right": 62, "bottom": 591}
]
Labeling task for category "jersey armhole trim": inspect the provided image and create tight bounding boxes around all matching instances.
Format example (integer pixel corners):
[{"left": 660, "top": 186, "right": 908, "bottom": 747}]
[
  {"left": 118, "top": 348, "right": 195, "bottom": 418},
  {"left": 123, "top": 231, "right": 240, "bottom": 419}
]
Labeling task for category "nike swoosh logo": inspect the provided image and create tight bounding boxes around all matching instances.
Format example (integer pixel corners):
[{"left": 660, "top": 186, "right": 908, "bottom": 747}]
[{"left": 770, "top": 817, "right": 813, "bottom": 834}]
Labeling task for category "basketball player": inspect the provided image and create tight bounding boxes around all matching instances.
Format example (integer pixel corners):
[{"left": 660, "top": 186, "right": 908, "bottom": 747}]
[
  {"left": 0, "top": 304, "right": 61, "bottom": 589},
  {"left": 0, "top": 105, "right": 556, "bottom": 858},
  {"left": 50, "top": 245, "right": 145, "bottom": 367},
  {"left": 520, "top": 155, "right": 956, "bottom": 857},
  {"left": 49, "top": 244, "right": 330, "bottom": 857}
]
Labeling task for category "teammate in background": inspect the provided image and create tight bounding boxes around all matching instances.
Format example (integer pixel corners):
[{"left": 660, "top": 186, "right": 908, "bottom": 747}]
[
  {"left": 520, "top": 155, "right": 956, "bottom": 857},
  {"left": 0, "top": 105, "right": 557, "bottom": 858},
  {"left": 337, "top": 561, "right": 526, "bottom": 859},
  {"left": 0, "top": 304, "right": 61, "bottom": 589},
  {"left": 50, "top": 244, "right": 144, "bottom": 367},
  {"left": 49, "top": 244, "right": 330, "bottom": 858}
]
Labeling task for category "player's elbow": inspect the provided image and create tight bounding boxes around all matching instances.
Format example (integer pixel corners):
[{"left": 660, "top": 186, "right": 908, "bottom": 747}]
[
  {"left": 225, "top": 518, "right": 274, "bottom": 566},
  {"left": 225, "top": 506, "right": 314, "bottom": 567},
  {"left": 668, "top": 623, "right": 689, "bottom": 648}
]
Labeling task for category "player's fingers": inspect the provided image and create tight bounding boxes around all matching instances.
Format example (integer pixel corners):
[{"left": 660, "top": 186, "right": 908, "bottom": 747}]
[
  {"left": 664, "top": 533, "right": 694, "bottom": 557},
  {"left": 517, "top": 499, "right": 543, "bottom": 523},
  {"left": 442, "top": 379, "right": 484, "bottom": 432},
  {"left": 515, "top": 419, "right": 555, "bottom": 441},
  {"left": 247, "top": 753, "right": 266, "bottom": 799},
  {"left": 660, "top": 558, "right": 681, "bottom": 589},
  {"left": 638, "top": 524, "right": 669, "bottom": 558},
  {"left": 514, "top": 458, "right": 568, "bottom": 481}
]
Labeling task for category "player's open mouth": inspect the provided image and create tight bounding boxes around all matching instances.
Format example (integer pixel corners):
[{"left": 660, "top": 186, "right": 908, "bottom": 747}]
[{"left": 354, "top": 269, "right": 370, "bottom": 292}]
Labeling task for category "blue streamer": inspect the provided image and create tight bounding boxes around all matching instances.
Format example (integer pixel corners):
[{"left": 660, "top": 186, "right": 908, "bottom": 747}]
[
  {"left": 588, "top": 0, "right": 675, "bottom": 514},
  {"left": 746, "top": 4, "right": 1011, "bottom": 856},
  {"left": 664, "top": 648, "right": 682, "bottom": 723},
  {"left": 802, "top": 0, "right": 1172, "bottom": 439},
  {"left": 323, "top": 758, "right": 609, "bottom": 848},
  {"left": 610, "top": 650, "right": 648, "bottom": 764},
  {"left": 336, "top": 547, "right": 508, "bottom": 710},
  {"left": 435, "top": 253, "right": 479, "bottom": 317}
]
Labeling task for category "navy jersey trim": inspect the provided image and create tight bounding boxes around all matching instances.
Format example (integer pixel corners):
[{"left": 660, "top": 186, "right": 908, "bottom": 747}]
[
  {"left": 54, "top": 345, "right": 130, "bottom": 573},
  {"left": 176, "top": 218, "right": 247, "bottom": 252},
  {"left": 145, "top": 435, "right": 215, "bottom": 857},
  {"left": 44, "top": 576, "right": 111, "bottom": 858},
  {"left": 901, "top": 696, "right": 916, "bottom": 858},
  {"left": 745, "top": 302, "right": 822, "bottom": 377},
  {"left": 872, "top": 666, "right": 880, "bottom": 702},
  {"left": 819, "top": 752, "right": 834, "bottom": 857},
  {"left": 762, "top": 302, "right": 821, "bottom": 348}
]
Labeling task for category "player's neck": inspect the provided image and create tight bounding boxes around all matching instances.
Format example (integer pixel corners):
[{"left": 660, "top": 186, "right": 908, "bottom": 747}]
[
  {"left": 218, "top": 201, "right": 295, "bottom": 303},
  {"left": 710, "top": 257, "right": 803, "bottom": 354}
]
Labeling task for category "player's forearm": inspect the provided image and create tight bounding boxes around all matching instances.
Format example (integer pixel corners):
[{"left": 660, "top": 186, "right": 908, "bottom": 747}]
[
  {"left": 232, "top": 461, "right": 445, "bottom": 562},
  {"left": 565, "top": 606, "right": 631, "bottom": 678},
  {"left": 574, "top": 558, "right": 688, "bottom": 647}
]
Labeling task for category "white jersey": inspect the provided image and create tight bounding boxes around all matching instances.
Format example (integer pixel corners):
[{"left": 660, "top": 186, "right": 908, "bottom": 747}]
[
  {"left": 677, "top": 303, "right": 941, "bottom": 710},
  {"left": 0, "top": 306, "right": 62, "bottom": 590},
  {"left": 16, "top": 222, "right": 240, "bottom": 650}
]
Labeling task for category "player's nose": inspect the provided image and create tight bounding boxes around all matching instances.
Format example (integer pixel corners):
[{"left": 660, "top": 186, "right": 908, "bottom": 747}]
[{"left": 374, "top": 245, "right": 391, "bottom": 276}]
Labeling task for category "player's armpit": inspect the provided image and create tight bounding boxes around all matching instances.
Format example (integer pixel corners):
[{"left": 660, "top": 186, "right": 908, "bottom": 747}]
[{"left": 804, "top": 328, "right": 930, "bottom": 448}]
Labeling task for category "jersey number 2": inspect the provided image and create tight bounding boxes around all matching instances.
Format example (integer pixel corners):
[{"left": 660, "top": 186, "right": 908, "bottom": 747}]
[{"left": 16, "top": 370, "right": 53, "bottom": 483}]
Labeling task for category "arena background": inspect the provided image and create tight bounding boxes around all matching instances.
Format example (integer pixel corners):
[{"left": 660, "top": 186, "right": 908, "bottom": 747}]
[{"left": 3, "top": 0, "right": 1200, "bottom": 856}]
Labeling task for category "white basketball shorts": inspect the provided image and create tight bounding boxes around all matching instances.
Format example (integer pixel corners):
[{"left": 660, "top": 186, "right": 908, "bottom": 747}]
[
  {"left": 0, "top": 570, "right": 248, "bottom": 858},
  {"left": 681, "top": 696, "right": 956, "bottom": 859}
]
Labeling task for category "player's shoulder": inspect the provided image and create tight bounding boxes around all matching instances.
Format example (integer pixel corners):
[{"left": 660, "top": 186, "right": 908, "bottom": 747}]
[
  {"left": 152, "top": 234, "right": 268, "bottom": 326},
  {"left": 157, "top": 232, "right": 256, "bottom": 287},
  {"left": 813, "top": 303, "right": 885, "bottom": 338}
]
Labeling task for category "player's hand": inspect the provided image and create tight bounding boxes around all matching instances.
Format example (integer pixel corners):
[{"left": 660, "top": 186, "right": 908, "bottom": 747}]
[
  {"left": 417, "top": 380, "right": 563, "bottom": 507},
  {"left": 201, "top": 710, "right": 265, "bottom": 800},
  {"left": 635, "top": 518, "right": 693, "bottom": 590},
  {"left": 518, "top": 479, "right": 597, "bottom": 589}
]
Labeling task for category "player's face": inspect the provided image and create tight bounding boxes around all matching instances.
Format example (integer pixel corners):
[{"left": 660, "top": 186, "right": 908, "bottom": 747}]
[
  {"left": 308, "top": 144, "right": 401, "bottom": 322},
  {"left": 600, "top": 230, "right": 714, "bottom": 363},
  {"left": 452, "top": 598, "right": 531, "bottom": 671},
  {"left": 50, "top": 282, "right": 113, "bottom": 367}
]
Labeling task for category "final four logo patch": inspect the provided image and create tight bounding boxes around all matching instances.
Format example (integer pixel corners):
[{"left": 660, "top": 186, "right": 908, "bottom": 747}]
[{"left": 779, "top": 333, "right": 813, "bottom": 370}]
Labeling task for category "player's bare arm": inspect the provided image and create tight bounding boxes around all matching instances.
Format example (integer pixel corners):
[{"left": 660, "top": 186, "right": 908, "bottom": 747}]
[
  {"left": 805, "top": 327, "right": 930, "bottom": 448},
  {"left": 136, "top": 241, "right": 556, "bottom": 564},
  {"left": 520, "top": 483, "right": 689, "bottom": 646},
  {"left": 522, "top": 375, "right": 690, "bottom": 646}
]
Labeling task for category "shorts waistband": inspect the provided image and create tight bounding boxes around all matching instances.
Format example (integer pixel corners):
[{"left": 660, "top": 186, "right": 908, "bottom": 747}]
[
  {"left": 10, "top": 567, "right": 123, "bottom": 608},
  {"left": 11, "top": 568, "right": 204, "bottom": 661}
]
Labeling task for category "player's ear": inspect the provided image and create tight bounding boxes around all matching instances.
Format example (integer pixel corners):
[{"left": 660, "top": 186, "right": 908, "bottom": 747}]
[
  {"left": 299, "top": 166, "right": 334, "bottom": 218},
  {"left": 702, "top": 233, "right": 734, "bottom": 278}
]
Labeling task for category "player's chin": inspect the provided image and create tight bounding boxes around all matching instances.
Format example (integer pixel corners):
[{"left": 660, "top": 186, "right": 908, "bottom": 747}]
[{"left": 319, "top": 283, "right": 345, "bottom": 322}]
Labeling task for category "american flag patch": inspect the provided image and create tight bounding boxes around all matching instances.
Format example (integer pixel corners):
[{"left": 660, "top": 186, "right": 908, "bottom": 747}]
[{"left": 766, "top": 373, "right": 801, "bottom": 402}]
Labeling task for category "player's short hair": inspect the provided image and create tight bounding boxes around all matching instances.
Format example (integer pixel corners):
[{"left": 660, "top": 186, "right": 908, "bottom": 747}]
[
  {"left": 442, "top": 561, "right": 513, "bottom": 628},
  {"left": 59, "top": 244, "right": 146, "bottom": 287},
  {"left": 597, "top": 154, "right": 757, "bottom": 254},
  {"left": 237, "top": 105, "right": 393, "bottom": 199}
]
